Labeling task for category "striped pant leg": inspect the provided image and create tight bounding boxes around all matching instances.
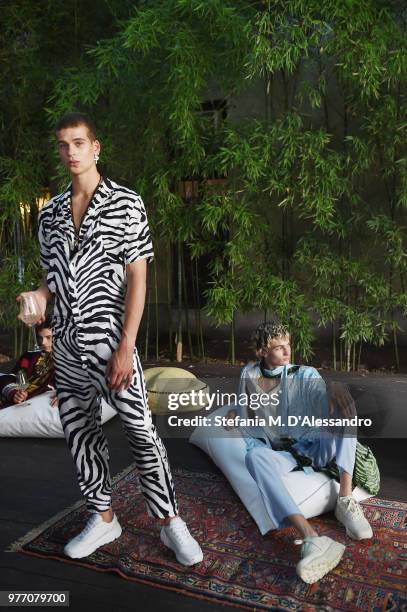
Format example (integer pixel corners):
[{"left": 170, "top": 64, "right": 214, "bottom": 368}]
[
  {"left": 53, "top": 328, "right": 112, "bottom": 513},
  {"left": 89, "top": 347, "right": 178, "bottom": 519}
]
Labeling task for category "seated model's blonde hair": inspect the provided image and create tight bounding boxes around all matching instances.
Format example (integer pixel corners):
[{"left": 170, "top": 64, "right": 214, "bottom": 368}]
[{"left": 252, "top": 321, "right": 289, "bottom": 358}]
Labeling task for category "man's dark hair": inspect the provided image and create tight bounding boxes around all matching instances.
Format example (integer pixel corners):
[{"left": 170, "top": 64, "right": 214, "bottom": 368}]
[
  {"left": 36, "top": 316, "right": 53, "bottom": 333},
  {"left": 252, "top": 320, "right": 290, "bottom": 352},
  {"left": 54, "top": 112, "right": 97, "bottom": 141}
]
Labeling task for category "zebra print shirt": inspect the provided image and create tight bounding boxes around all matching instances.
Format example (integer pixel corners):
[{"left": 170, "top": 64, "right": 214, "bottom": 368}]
[{"left": 38, "top": 176, "right": 154, "bottom": 329}]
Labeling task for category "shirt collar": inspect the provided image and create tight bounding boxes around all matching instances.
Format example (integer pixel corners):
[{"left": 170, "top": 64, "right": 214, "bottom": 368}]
[{"left": 53, "top": 176, "right": 114, "bottom": 235}]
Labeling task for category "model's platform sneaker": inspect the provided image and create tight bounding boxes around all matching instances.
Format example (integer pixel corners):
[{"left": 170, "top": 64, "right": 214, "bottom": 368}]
[
  {"left": 64, "top": 513, "right": 122, "bottom": 559},
  {"left": 296, "top": 535, "right": 345, "bottom": 584},
  {"left": 160, "top": 516, "right": 203, "bottom": 566},
  {"left": 335, "top": 495, "right": 373, "bottom": 540}
]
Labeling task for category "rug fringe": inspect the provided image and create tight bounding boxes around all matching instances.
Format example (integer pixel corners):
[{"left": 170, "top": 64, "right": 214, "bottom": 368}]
[{"left": 5, "top": 462, "right": 137, "bottom": 553}]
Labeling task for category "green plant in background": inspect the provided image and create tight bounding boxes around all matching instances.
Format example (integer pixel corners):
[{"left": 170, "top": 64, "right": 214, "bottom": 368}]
[
  {"left": 0, "top": 0, "right": 131, "bottom": 356},
  {"left": 0, "top": 0, "right": 406, "bottom": 370}
]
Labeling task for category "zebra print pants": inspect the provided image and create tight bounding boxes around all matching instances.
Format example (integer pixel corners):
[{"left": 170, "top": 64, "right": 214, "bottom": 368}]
[{"left": 52, "top": 323, "right": 178, "bottom": 518}]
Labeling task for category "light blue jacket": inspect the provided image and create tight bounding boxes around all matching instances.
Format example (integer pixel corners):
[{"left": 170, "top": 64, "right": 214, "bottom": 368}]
[{"left": 235, "top": 362, "right": 330, "bottom": 451}]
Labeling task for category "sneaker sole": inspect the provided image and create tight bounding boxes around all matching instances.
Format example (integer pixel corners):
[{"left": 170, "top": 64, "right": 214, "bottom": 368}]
[
  {"left": 297, "top": 541, "right": 345, "bottom": 584},
  {"left": 344, "top": 525, "right": 373, "bottom": 540},
  {"left": 160, "top": 529, "right": 203, "bottom": 566},
  {"left": 335, "top": 510, "right": 373, "bottom": 540},
  {"left": 64, "top": 522, "right": 122, "bottom": 559}
]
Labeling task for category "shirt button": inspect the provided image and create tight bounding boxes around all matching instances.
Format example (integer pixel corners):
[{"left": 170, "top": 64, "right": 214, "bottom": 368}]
[{"left": 82, "top": 364, "right": 87, "bottom": 370}]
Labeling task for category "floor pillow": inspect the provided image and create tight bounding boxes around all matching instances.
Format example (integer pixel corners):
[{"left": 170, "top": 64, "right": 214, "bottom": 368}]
[
  {"left": 190, "top": 403, "right": 372, "bottom": 535},
  {"left": 0, "top": 391, "right": 117, "bottom": 438},
  {"left": 144, "top": 366, "right": 209, "bottom": 414}
]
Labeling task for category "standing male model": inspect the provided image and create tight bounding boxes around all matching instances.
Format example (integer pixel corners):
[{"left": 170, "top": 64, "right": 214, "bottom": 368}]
[{"left": 16, "top": 112, "right": 203, "bottom": 565}]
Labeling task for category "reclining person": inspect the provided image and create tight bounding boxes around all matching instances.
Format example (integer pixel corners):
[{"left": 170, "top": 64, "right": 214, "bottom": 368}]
[
  {"left": 0, "top": 316, "right": 55, "bottom": 409},
  {"left": 225, "top": 321, "right": 373, "bottom": 584}
]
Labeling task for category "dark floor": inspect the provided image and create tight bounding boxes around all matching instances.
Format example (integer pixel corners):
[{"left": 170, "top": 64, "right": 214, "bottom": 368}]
[{"left": 1, "top": 364, "right": 406, "bottom": 611}]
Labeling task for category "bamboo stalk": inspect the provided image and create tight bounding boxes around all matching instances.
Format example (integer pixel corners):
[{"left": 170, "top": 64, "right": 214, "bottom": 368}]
[
  {"left": 332, "top": 322, "right": 337, "bottom": 370},
  {"left": 144, "top": 286, "right": 151, "bottom": 361},
  {"left": 14, "top": 322, "right": 18, "bottom": 360},
  {"left": 192, "top": 257, "right": 201, "bottom": 359},
  {"left": 230, "top": 311, "right": 235, "bottom": 365},
  {"left": 167, "top": 244, "right": 173, "bottom": 360},
  {"left": 393, "top": 322, "right": 399, "bottom": 370},
  {"left": 357, "top": 341, "right": 363, "bottom": 370},
  {"left": 154, "top": 259, "right": 159, "bottom": 361},
  {"left": 181, "top": 247, "right": 193, "bottom": 359},
  {"left": 176, "top": 240, "right": 182, "bottom": 362},
  {"left": 195, "top": 258, "right": 205, "bottom": 362}
]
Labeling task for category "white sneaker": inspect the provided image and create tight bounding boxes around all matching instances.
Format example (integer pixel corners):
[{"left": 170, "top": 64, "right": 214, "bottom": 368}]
[
  {"left": 160, "top": 517, "right": 203, "bottom": 566},
  {"left": 64, "top": 513, "right": 122, "bottom": 559},
  {"left": 335, "top": 495, "right": 373, "bottom": 540},
  {"left": 296, "top": 536, "right": 345, "bottom": 584}
]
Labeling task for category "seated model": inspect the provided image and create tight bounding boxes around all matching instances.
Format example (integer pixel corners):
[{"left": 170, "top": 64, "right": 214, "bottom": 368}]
[
  {"left": 0, "top": 316, "right": 55, "bottom": 409},
  {"left": 225, "top": 321, "right": 373, "bottom": 584}
]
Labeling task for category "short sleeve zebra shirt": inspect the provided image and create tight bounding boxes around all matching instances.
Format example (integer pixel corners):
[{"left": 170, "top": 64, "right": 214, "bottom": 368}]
[
  {"left": 123, "top": 193, "right": 154, "bottom": 265},
  {"left": 37, "top": 177, "right": 154, "bottom": 323}
]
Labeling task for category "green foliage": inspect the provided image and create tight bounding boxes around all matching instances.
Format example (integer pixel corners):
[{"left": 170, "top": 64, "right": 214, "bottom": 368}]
[{"left": 0, "top": 0, "right": 406, "bottom": 368}]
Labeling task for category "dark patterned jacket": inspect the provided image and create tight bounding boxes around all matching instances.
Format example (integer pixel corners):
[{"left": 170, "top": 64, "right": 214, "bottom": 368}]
[{"left": 0, "top": 351, "right": 55, "bottom": 409}]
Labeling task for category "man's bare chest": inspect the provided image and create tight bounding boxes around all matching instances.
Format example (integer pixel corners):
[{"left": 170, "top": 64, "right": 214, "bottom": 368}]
[{"left": 70, "top": 196, "right": 92, "bottom": 234}]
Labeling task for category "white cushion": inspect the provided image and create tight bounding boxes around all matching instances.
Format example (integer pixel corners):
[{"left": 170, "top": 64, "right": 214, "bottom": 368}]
[
  {"left": 0, "top": 391, "right": 117, "bottom": 438},
  {"left": 190, "top": 404, "right": 371, "bottom": 535}
]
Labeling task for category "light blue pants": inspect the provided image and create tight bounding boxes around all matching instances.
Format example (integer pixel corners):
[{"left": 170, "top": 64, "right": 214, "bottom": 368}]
[{"left": 245, "top": 433, "right": 356, "bottom": 529}]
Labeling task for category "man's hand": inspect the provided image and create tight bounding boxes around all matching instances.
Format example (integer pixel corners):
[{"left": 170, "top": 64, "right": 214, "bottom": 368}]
[
  {"left": 326, "top": 381, "right": 356, "bottom": 418},
  {"left": 13, "top": 390, "right": 28, "bottom": 404},
  {"left": 106, "top": 340, "right": 134, "bottom": 391},
  {"left": 224, "top": 408, "right": 237, "bottom": 430},
  {"left": 16, "top": 290, "right": 47, "bottom": 325}
]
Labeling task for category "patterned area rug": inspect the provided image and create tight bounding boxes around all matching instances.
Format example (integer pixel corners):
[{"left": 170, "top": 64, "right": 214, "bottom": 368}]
[{"left": 6, "top": 466, "right": 407, "bottom": 611}]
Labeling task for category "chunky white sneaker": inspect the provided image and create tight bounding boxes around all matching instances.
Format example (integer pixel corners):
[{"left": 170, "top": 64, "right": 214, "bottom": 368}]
[
  {"left": 64, "top": 513, "right": 122, "bottom": 559},
  {"left": 335, "top": 495, "right": 373, "bottom": 540},
  {"left": 296, "top": 536, "right": 345, "bottom": 584},
  {"left": 160, "top": 517, "right": 203, "bottom": 566}
]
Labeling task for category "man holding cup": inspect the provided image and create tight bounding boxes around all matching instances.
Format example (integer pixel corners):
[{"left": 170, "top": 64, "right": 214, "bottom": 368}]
[{"left": 16, "top": 112, "right": 203, "bottom": 565}]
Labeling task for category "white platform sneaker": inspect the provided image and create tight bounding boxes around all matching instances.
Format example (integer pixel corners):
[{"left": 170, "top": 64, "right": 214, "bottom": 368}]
[
  {"left": 296, "top": 535, "right": 346, "bottom": 584},
  {"left": 160, "top": 517, "right": 203, "bottom": 566},
  {"left": 335, "top": 495, "right": 373, "bottom": 540},
  {"left": 64, "top": 513, "right": 122, "bottom": 559}
]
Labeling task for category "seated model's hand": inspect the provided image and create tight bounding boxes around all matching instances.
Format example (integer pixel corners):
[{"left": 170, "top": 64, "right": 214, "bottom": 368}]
[
  {"left": 326, "top": 381, "right": 356, "bottom": 418},
  {"left": 13, "top": 390, "right": 28, "bottom": 404},
  {"left": 16, "top": 290, "right": 47, "bottom": 325},
  {"left": 224, "top": 408, "right": 237, "bottom": 430}
]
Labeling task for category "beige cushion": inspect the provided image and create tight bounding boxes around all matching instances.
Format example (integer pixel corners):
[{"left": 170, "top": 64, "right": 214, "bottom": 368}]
[{"left": 144, "top": 367, "right": 209, "bottom": 414}]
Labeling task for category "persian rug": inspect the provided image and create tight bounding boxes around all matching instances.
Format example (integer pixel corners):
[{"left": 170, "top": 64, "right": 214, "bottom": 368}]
[{"left": 6, "top": 466, "right": 407, "bottom": 611}]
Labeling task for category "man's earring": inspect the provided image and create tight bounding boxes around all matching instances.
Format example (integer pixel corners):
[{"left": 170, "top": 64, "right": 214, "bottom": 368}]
[{"left": 94, "top": 152, "right": 99, "bottom": 163}]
